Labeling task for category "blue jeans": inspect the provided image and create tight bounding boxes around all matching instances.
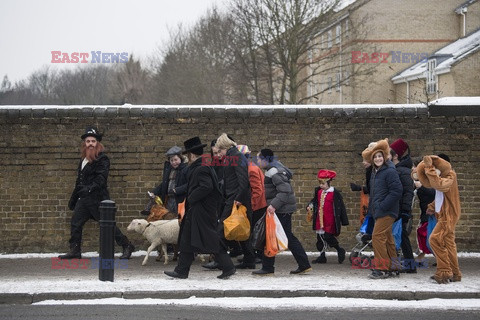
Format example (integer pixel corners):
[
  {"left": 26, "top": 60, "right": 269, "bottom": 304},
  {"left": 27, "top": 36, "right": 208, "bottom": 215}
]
[{"left": 261, "top": 212, "right": 310, "bottom": 272}]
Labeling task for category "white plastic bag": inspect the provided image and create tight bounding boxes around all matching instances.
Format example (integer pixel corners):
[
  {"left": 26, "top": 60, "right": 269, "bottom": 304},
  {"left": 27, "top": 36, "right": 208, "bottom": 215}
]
[{"left": 273, "top": 213, "right": 288, "bottom": 251}]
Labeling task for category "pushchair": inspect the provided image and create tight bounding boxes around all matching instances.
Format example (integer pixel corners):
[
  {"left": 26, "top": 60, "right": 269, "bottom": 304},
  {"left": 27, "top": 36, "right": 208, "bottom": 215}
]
[{"left": 349, "top": 215, "right": 403, "bottom": 269}]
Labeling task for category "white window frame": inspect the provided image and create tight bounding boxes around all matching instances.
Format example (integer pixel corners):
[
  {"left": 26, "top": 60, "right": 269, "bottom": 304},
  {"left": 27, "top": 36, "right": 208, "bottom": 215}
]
[{"left": 426, "top": 59, "right": 437, "bottom": 94}]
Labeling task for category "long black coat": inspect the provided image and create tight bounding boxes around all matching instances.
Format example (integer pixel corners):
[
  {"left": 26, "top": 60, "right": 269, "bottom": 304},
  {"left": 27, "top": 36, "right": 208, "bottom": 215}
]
[
  {"left": 309, "top": 187, "right": 349, "bottom": 236},
  {"left": 68, "top": 153, "right": 110, "bottom": 210},
  {"left": 178, "top": 157, "right": 221, "bottom": 254}
]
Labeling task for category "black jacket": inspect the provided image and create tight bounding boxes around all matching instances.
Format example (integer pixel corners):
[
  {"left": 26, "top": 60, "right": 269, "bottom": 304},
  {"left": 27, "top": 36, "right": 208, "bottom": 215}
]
[
  {"left": 178, "top": 157, "right": 222, "bottom": 254},
  {"left": 308, "top": 187, "right": 349, "bottom": 235},
  {"left": 68, "top": 153, "right": 110, "bottom": 210},
  {"left": 416, "top": 186, "right": 435, "bottom": 223},
  {"left": 152, "top": 161, "right": 188, "bottom": 204},
  {"left": 220, "top": 147, "right": 251, "bottom": 221},
  {"left": 395, "top": 155, "right": 414, "bottom": 216}
]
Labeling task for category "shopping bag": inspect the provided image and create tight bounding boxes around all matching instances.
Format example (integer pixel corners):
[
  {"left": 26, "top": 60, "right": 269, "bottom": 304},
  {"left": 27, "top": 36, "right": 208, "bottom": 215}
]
[
  {"left": 223, "top": 204, "right": 250, "bottom": 241},
  {"left": 359, "top": 215, "right": 374, "bottom": 234},
  {"left": 252, "top": 213, "right": 266, "bottom": 251},
  {"left": 426, "top": 214, "right": 437, "bottom": 253},
  {"left": 264, "top": 212, "right": 279, "bottom": 257},
  {"left": 177, "top": 199, "right": 186, "bottom": 223},
  {"left": 306, "top": 208, "right": 313, "bottom": 223},
  {"left": 360, "top": 192, "right": 369, "bottom": 224},
  {"left": 273, "top": 213, "right": 288, "bottom": 251},
  {"left": 392, "top": 218, "right": 402, "bottom": 250}
]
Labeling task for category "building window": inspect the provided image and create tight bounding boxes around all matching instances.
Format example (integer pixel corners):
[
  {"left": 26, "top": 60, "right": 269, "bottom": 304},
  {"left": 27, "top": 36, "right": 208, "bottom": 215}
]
[
  {"left": 327, "top": 77, "right": 332, "bottom": 93},
  {"left": 426, "top": 59, "right": 437, "bottom": 94},
  {"left": 344, "top": 70, "right": 350, "bottom": 85},
  {"left": 327, "top": 30, "right": 332, "bottom": 48},
  {"left": 336, "top": 25, "right": 341, "bottom": 44},
  {"left": 336, "top": 72, "right": 341, "bottom": 91},
  {"left": 345, "top": 19, "right": 349, "bottom": 37}
]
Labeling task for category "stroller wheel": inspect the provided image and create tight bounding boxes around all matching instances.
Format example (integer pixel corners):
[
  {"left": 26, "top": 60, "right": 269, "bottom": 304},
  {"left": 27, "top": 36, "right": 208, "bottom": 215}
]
[
  {"left": 349, "top": 251, "right": 359, "bottom": 264},
  {"left": 360, "top": 255, "right": 372, "bottom": 269}
]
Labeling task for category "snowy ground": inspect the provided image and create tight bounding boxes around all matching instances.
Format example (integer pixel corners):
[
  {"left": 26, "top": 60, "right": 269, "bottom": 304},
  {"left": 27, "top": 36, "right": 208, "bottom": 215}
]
[{"left": 1, "top": 251, "right": 479, "bottom": 296}]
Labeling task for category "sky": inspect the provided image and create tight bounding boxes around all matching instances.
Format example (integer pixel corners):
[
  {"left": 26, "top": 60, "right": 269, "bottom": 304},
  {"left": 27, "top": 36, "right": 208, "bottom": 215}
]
[{"left": 0, "top": 0, "right": 227, "bottom": 84}]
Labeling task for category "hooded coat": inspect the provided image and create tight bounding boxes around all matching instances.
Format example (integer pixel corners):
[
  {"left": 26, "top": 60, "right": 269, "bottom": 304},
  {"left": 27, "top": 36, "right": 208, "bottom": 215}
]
[
  {"left": 369, "top": 161, "right": 403, "bottom": 220},
  {"left": 264, "top": 161, "right": 297, "bottom": 214},
  {"left": 178, "top": 157, "right": 221, "bottom": 254}
]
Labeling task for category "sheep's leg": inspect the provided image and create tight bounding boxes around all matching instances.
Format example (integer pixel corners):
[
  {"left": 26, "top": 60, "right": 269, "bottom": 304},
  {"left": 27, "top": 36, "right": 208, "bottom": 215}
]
[
  {"left": 143, "top": 242, "right": 159, "bottom": 266},
  {"left": 161, "top": 243, "right": 169, "bottom": 265}
]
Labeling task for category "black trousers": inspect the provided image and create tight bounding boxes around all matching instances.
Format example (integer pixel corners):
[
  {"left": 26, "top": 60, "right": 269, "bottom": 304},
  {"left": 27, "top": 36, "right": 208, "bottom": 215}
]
[
  {"left": 316, "top": 232, "right": 340, "bottom": 253},
  {"left": 401, "top": 216, "right": 414, "bottom": 262},
  {"left": 261, "top": 212, "right": 310, "bottom": 272},
  {"left": 69, "top": 198, "right": 129, "bottom": 248}
]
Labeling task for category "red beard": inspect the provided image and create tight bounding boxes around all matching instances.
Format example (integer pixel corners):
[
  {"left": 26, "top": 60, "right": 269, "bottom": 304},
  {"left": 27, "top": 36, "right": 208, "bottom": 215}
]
[{"left": 81, "top": 142, "right": 104, "bottom": 162}]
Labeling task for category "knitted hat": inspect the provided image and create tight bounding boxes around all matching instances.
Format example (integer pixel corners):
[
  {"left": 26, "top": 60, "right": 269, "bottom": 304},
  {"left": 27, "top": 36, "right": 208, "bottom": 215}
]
[
  {"left": 416, "top": 155, "right": 452, "bottom": 188},
  {"left": 236, "top": 144, "right": 251, "bottom": 155},
  {"left": 362, "top": 138, "right": 390, "bottom": 163},
  {"left": 390, "top": 138, "right": 409, "bottom": 157},
  {"left": 317, "top": 169, "right": 336, "bottom": 180}
]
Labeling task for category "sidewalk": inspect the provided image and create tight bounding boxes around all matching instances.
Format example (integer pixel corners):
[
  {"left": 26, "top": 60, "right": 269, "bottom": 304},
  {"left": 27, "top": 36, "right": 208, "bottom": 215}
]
[{"left": 0, "top": 251, "right": 479, "bottom": 304}]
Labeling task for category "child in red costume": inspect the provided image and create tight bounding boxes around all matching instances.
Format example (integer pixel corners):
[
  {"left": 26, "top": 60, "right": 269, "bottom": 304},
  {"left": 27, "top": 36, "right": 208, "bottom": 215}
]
[{"left": 307, "top": 170, "right": 349, "bottom": 264}]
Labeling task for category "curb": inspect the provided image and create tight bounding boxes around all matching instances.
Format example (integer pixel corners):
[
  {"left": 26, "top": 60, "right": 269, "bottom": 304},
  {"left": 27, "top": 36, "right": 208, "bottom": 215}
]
[{"left": 1, "top": 290, "right": 479, "bottom": 304}]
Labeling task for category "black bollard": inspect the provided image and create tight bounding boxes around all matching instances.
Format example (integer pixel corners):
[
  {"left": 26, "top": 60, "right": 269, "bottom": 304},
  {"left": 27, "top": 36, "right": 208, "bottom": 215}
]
[{"left": 99, "top": 200, "right": 116, "bottom": 282}]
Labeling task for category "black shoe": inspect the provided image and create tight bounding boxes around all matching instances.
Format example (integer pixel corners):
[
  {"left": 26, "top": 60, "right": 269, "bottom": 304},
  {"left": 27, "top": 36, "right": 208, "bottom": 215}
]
[
  {"left": 58, "top": 244, "right": 81, "bottom": 259},
  {"left": 405, "top": 268, "right": 417, "bottom": 274},
  {"left": 202, "top": 261, "right": 220, "bottom": 270},
  {"left": 369, "top": 270, "right": 386, "bottom": 279},
  {"left": 252, "top": 269, "right": 274, "bottom": 276},
  {"left": 290, "top": 267, "right": 312, "bottom": 275},
  {"left": 235, "top": 262, "right": 256, "bottom": 269},
  {"left": 217, "top": 268, "right": 236, "bottom": 279},
  {"left": 337, "top": 248, "right": 346, "bottom": 264},
  {"left": 312, "top": 252, "right": 327, "bottom": 264},
  {"left": 164, "top": 270, "right": 188, "bottom": 279},
  {"left": 119, "top": 243, "right": 135, "bottom": 259}
]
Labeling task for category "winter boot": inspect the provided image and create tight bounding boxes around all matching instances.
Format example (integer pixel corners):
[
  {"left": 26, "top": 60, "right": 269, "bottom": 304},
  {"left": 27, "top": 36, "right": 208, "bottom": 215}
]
[
  {"left": 58, "top": 243, "right": 81, "bottom": 259},
  {"left": 337, "top": 247, "right": 346, "bottom": 264},
  {"left": 312, "top": 252, "right": 327, "bottom": 264},
  {"left": 119, "top": 242, "right": 135, "bottom": 259}
]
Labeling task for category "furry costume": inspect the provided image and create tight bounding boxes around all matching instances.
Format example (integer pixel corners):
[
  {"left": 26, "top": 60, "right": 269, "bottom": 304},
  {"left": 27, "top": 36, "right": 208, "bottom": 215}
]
[{"left": 417, "top": 155, "right": 462, "bottom": 283}]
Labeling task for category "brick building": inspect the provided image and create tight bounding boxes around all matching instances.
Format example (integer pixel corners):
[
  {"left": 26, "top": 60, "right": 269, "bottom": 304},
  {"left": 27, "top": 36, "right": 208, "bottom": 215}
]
[{"left": 300, "top": 0, "right": 480, "bottom": 104}]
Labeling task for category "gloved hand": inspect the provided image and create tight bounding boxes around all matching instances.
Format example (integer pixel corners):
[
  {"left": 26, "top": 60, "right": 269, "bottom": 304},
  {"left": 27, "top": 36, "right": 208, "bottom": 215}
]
[{"left": 350, "top": 183, "right": 362, "bottom": 192}]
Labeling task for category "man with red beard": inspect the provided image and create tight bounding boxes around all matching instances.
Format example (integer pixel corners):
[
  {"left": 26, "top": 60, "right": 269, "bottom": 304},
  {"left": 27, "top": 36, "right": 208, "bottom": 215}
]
[{"left": 59, "top": 126, "right": 135, "bottom": 260}]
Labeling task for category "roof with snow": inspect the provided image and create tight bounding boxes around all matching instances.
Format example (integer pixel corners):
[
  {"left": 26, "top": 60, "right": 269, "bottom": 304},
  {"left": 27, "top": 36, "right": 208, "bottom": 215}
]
[{"left": 391, "top": 28, "right": 480, "bottom": 84}]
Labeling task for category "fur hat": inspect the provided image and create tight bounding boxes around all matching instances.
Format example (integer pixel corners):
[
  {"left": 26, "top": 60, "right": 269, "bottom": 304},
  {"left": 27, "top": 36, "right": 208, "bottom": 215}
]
[
  {"left": 390, "top": 138, "right": 409, "bottom": 157},
  {"left": 81, "top": 126, "right": 102, "bottom": 141},
  {"left": 317, "top": 169, "right": 336, "bottom": 180},
  {"left": 416, "top": 155, "right": 452, "bottom": 188},
  {"left": 362, "top": 138, "right": 390, "bottom": 163}
]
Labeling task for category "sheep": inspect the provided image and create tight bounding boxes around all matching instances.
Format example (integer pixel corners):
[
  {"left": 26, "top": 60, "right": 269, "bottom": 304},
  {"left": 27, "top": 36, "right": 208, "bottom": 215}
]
[{"left": 127, "top": 218, "right": 179, "bottom": 266}]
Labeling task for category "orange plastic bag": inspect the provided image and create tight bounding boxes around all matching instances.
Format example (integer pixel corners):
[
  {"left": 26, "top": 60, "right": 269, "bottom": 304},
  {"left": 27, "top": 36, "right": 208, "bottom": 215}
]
[
  {"left": 224, "top": 204, "right": 250, "bottom": 241},
  {"left": 177, "top": 199, "right": 186, "bottom": 223},
  {"left": 264, "top": 212, "right": 279, "bottom": 257},
  {"left": 360, "top": 192, "right": 369, "bottom": 225}
]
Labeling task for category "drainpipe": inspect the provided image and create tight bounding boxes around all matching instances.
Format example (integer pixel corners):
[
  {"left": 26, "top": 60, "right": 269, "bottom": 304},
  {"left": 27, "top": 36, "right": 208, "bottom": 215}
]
[
  {"left": 406, "top": 80, "right": 410, "bottom": 104},
  {"left": 459, "top": 8, "right": 467, "bottom": 37}
]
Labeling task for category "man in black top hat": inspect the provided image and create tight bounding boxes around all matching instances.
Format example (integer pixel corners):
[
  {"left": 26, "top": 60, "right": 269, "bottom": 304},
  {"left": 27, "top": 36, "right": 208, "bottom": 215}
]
[
  {"left": 58, "top": 126, "right": 135, "bottom": 260},
  {"left": 164, "top": 137, "right": 236, "bottom": 279}
]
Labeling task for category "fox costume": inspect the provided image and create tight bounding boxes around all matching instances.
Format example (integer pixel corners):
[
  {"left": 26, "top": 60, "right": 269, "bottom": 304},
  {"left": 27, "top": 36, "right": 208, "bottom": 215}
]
[{"left": 416, "top": 155, "right": 461, "bottom": 284}]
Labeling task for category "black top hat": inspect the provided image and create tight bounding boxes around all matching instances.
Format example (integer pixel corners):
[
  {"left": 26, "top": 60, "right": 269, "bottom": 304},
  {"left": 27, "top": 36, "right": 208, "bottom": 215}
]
[
  {"left": 183, "top": 137, "right": 206, "bottom": 155},
  {"left": 81, "top": 126, "right": 103, "bottom": 141}
]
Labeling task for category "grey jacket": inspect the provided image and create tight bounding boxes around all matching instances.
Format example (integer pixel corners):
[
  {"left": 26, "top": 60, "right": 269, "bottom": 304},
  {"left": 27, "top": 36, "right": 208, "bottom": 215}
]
[{"left": 264, "top": 161, "right": 297, "bottom": 214}]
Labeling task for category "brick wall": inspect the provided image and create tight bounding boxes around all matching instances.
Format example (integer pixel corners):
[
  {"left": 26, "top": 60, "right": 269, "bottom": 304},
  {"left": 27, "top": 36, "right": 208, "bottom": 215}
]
[{"left": 0, "top": 105, "right": 479, "bottom": 253}]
